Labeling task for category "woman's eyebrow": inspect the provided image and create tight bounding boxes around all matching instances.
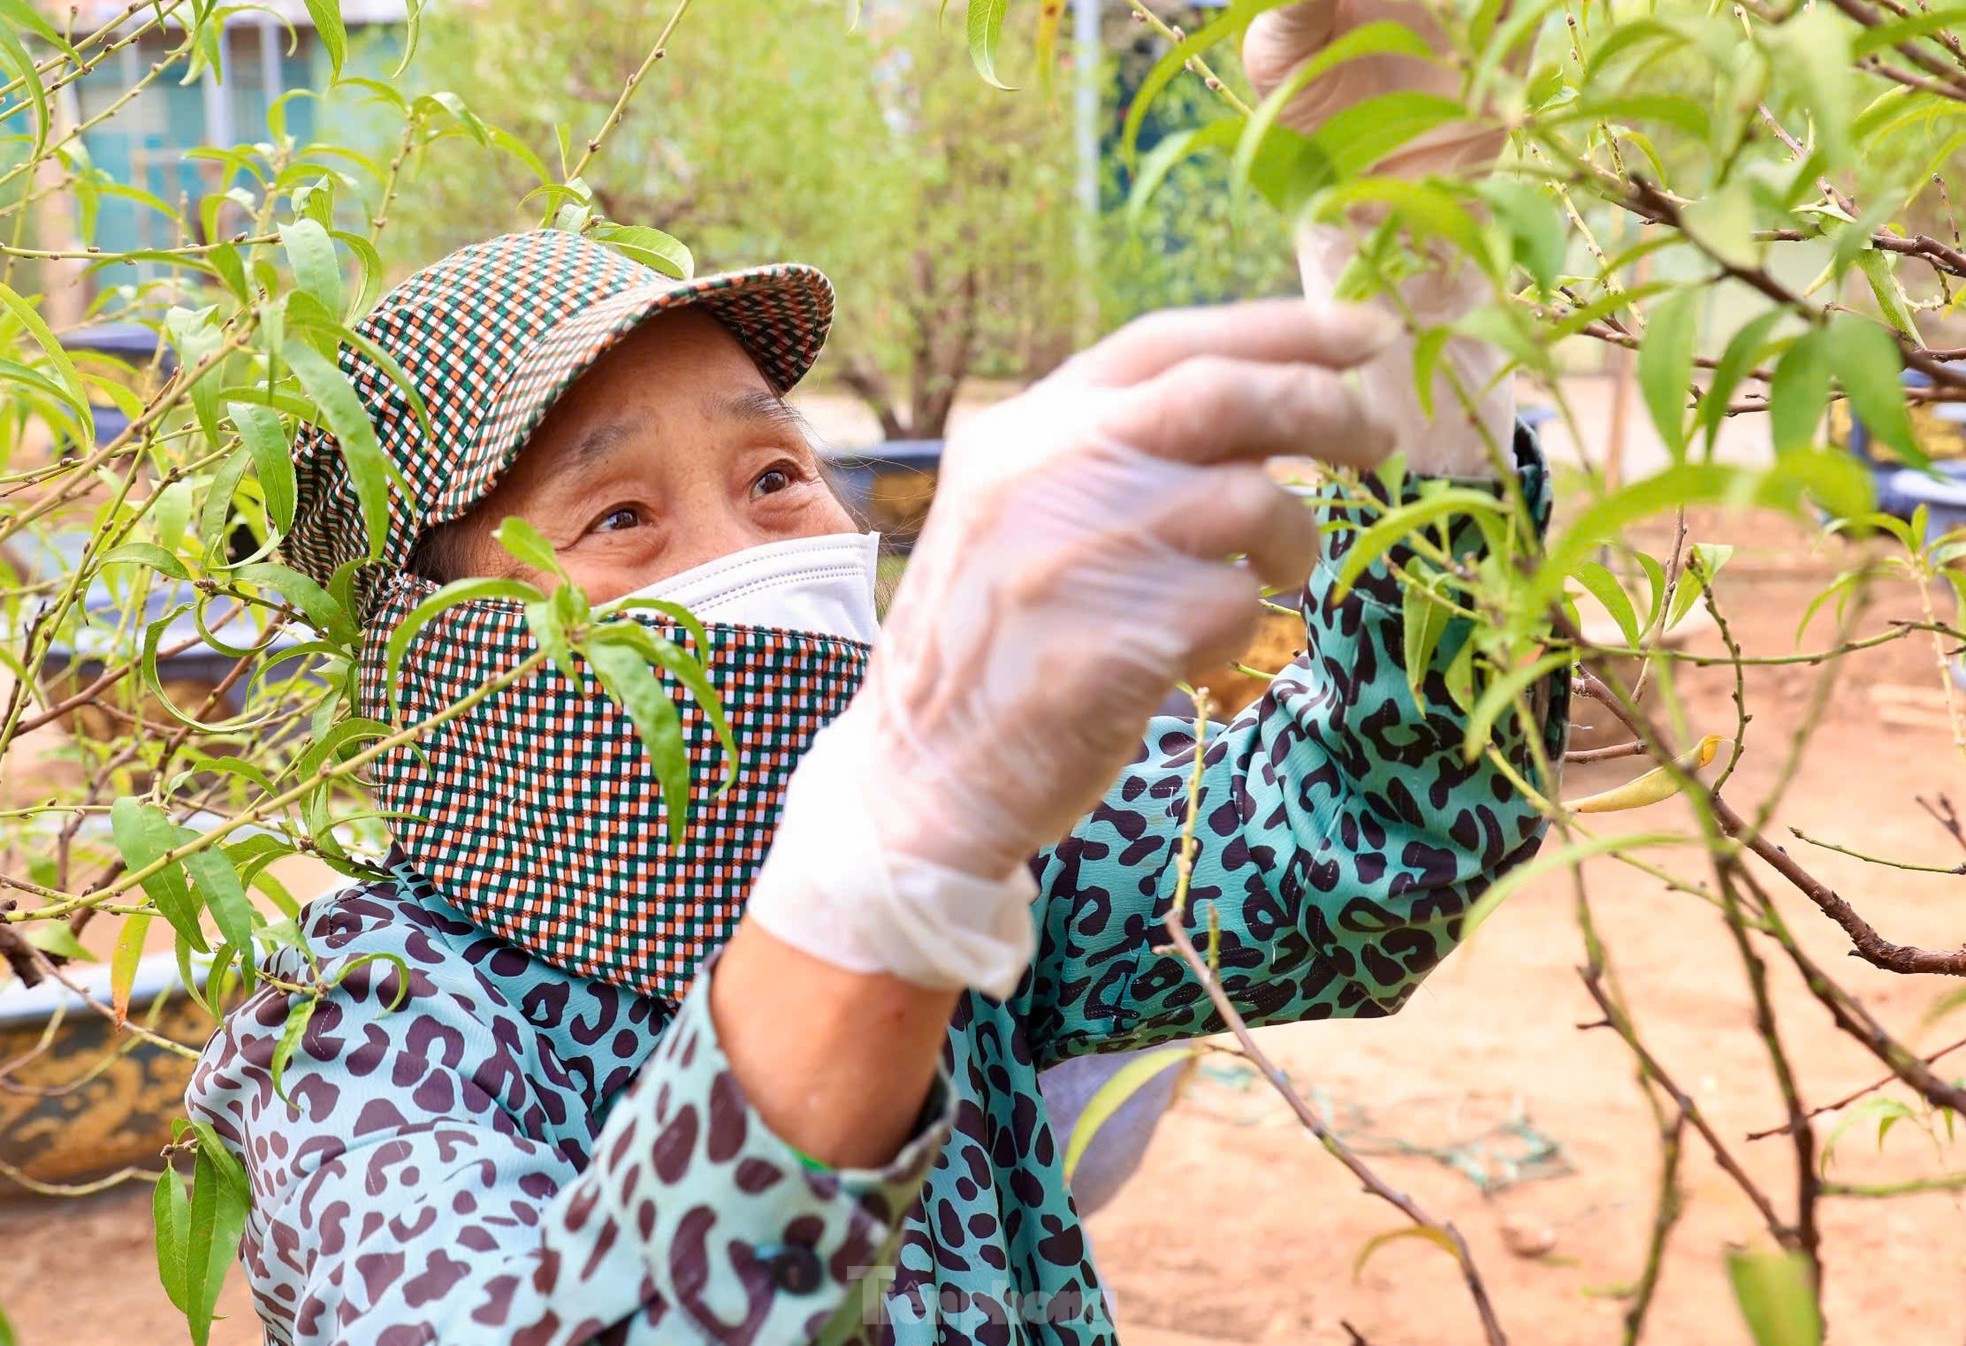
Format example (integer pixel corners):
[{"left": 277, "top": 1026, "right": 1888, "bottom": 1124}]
[
  {"left": 570, "top": 420, "right": 638, "bottom": 465},
  {"left": 712, "top": 388, "right": 814, "bottom": 439}
]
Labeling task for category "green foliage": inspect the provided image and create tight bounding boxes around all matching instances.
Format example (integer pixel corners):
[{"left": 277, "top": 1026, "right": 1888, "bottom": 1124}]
[
  {"left": 1726, "top": 1248, "right": 1824, "bottom": 1346},
  {"left": 398, "top": 0, "right": 1081, "bottom": 438}
]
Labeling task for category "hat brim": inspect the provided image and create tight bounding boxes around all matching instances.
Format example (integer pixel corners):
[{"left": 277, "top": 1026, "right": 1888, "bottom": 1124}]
[{"left": 425, "top": 262, "right": 834, "bottom": 532}]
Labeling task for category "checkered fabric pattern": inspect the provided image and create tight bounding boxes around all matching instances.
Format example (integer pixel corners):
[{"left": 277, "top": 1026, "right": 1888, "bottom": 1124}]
[
  {"left": 285, "top": 230, "right": 834, "bottom": 623},
  {"left": 358, "top": 571, "right": 869, "bottom": 1001}
]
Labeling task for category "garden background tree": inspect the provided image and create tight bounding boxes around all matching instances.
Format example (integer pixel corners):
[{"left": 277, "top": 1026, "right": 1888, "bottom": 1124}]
[{"left": 396, "top": 0, "right": 1084, "bottom": 439}]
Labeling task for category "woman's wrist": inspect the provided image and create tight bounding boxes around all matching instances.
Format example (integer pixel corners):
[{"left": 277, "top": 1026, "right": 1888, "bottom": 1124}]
[{"left": 746, "top": 711, "right": 1040, "bottom": 998}]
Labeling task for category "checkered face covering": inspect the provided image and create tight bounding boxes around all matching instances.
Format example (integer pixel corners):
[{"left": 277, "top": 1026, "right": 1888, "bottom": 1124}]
[
  {"left": 358, "top": 572, "right": 869, "bottom": 1001},
  {"left": 282, "top": 231, "right": 851, "bottom": 998}
]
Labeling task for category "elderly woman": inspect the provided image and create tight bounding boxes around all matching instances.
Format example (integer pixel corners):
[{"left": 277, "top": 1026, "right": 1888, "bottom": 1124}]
[{"left": 187, "top": 5, "right": 1567, "bottom": 1342}]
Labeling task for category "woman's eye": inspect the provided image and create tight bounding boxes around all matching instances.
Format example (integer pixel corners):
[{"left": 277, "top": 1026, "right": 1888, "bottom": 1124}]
[
  {"left": 751, "top": 466, "right": 794, "bottom": 499},
  {"left": 593, "top": 506, "right": 641, "bottom": 533}
]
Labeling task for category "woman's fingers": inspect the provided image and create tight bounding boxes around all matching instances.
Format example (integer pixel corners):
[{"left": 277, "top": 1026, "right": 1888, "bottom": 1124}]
[
  {"left": 1144, "top": 464, "right": 1319, "bottom": 593},
  {"left": 1099, "top": 355, "right": 1396, "bottom": 469},
  {"left": 1055, "top": 298, "right": 1399, "bottom": 389}
]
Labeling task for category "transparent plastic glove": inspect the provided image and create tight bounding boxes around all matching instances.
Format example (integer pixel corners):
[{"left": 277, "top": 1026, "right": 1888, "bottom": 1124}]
[
  {"left": 1247, "top": 0, "right": 1516, "bottom": 478},
  {"left": 747, "top": 300, "right": 1399, "bottom": 995}
]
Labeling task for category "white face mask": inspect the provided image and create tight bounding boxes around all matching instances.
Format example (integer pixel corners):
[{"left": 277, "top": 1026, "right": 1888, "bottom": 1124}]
[{"left": 626, "top": 531, "right": 882, "bottom": 646}]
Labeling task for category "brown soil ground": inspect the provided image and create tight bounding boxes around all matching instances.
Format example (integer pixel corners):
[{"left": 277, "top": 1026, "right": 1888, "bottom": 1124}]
[{"left": 5, "top": 508, "right": 1965, "bottom": 1345}]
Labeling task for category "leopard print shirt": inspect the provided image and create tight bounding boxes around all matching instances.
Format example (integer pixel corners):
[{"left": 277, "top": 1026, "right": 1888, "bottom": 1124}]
[{"left": 187, "top": 430, "right": 1566, "bottom": 1346}]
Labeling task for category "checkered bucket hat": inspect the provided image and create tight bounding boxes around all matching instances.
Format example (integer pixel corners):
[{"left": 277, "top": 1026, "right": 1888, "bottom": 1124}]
[
  {"left": 287, "top": 230, "right": 870, "bottom": 1000},
  {"left": 289, "top": 229, "right": 835, "bottom": 618}
]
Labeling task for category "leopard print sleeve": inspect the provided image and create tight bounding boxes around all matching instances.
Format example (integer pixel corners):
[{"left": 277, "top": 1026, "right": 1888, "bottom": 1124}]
[
  {"left": 185, "top": 874, "right": 950, "bottom": 1345},
  {"left": 1019, "top": 423, "right": 1571, "bottom": 1066}
]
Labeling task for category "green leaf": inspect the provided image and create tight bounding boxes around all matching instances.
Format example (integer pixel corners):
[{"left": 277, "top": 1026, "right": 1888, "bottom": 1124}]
[
  {"left": 588, "top": 621, "right": 739, "bottom": 796},
  {"left": 1572, "top": 560, "right": 1642, "bottom": 647},
  {"left": 1699, "top": 311, "right": 1783, "bottom": 455},
  {"left": 234, "top": 561, "right": 358, "bottom": 645},
  {"left": 0, "top": 1298, "right": 14, "bottom": 1346},
  {"left": 1726, "top": 1248, "right": 1823, "bottom": 1346},
  {"left": 1232, "top": 21, "right": 1431, "bottom": 199},
  {"left": 182, "top": 848, "right": 257, "bottom": 962},
  {"left": 305, "top": 0, "right": 347, "bottom": 79},
  {"left": 1770, "top": 7, "right": 1853, "bottom": 167},
  {"left": 293, "top": 716, "right": 393, "bottom": 784},
  {"left": 0, "top": 0, "right": 75, "bottom": 49},
  {"left": 1062, "top": 1046, "right": 1198, "bottom": 1183},
  {"left": 21, "top": 921, "right": 93, "bottom": 962},
  {"left": 1856, "top": 249, "right": 1920, "bottom": 345},
  {"left": 383, "top": 576, "right": 542, "bottom": 703},
  {"left": 1462, "top": 652, "right": 1570, "bottom": 762},
  {"left": 112, "top": 911, "right": 152, "bottom": 1021},
  {"left": 418, "top": 89, "right": 491, "bottom": 146},
  {"left": 1558, "top": 93, "right": 1711, "bottom": 139},
  {"left": 1638, "top": 289, "right": 1700, "bottom": 461},
  {"left": 1538, "top": 455, "right": 1873, "bottom": 609},
  {"left": 1464, "top": 831, "right": 1685, "bottom": 935},
  {"left": 0, "top": 281, "right": 93, "bottom": 447},
  {"left": 1331, "top": 488, "right": 1507, "bottom": 598},
  {"left": 1633, "top": 550, "right": 1668, "bottom": 631},
  {"left": 966, "top": 0, "right": 1011, "bottom": 88},
  {"left": 331, "top": 951, "right": 414, "bottom": 1011},
  {"left": 1682, "top": 180, "right": 1760, "bottom": 272},
  {"left": 184, "top": 1123, "right": 250, "bottom": 1346},
  {"left": 154, "top": 1164, "right": 191, "bottom": 1314},
  {"left": 1352, "top": 1224, "right": 1462, "bottom": 1281},
  {"left": 395, "top": 0, "right": 423, "bottom": 76},
  {"left": 491, "top": 516, "right": 568, "bottom": 580},
  {"left": 111, "top": 798, "right": 206, "bottom": 955},
  {"left": 163, "top": 305, "right": 225, "bottom": 449},
  {"left": 280, "top": 219, "right": 345, "bottom": 321},
  {"left": 100, "top": 542, "right": 191, "bottom": 582},
  {"left": 284, "top": 341, "right": 391, "bottom": 561},
  {"left": 1125, "top": 121, "right": 1242, "bottom": 226},
  {"left": 585, "top": 637, "right": 692, "bottom": 842},
  {"left": 198, "top": 444, "right": 256, "bottom": 553},
  {"left": 1401, "top": 581, "right": 1454, "bottom": 713},
  {"left": 1826, "top": 313, "right": 1928, "bottom": 470},
  {"left": 1769, "top": 329, "right": 1833, "bottom": 454},
  {"left": 228, "top": 402, "right": 297, "bottom": 534},
  {"left": 1852, "top": 4, "right": 1966, "bottom": 55},
  {"left": 1307, "top": 90, "right": 1464, "bottom": 187},
  {"left": 1583, "top": 16, "right": 1687, "bottom": 81},
  {"left": 270, "top": 996, "right": 316, "bottom": 1107},
  {"left": 0, "top": 19, "right": 47, "bottom": 160},
  {"left": 1667, "top": 543, "right": 1735, "bottom": 629},
  {"left": 1479, "top": 180, "right": 1567, "bottom": 295},
  {"left": 525, "top": 595, "right": 576, "bottom": 685},
  {"left": 1443, "top": 636, "right": 1476, "bottom": 713},
  {"left": 589, "top": 222, "right": 694, "bottom": 280},
  {"left": 333, "top": 229, "right": 387, "bottom": 320}
]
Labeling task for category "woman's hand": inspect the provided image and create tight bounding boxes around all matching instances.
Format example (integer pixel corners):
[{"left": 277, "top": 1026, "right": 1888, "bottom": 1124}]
[
  {"left": 722, "top": 298, "right": 1395, "bottom": 1168},
  {"left": 746, "top": 298, "right": 1397, "bottom": 986},
  {"left": 854, "top": 297, "right": 1397, "bottom": 884}
]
